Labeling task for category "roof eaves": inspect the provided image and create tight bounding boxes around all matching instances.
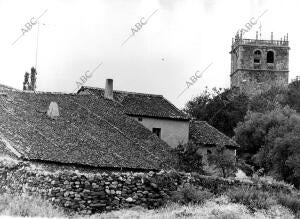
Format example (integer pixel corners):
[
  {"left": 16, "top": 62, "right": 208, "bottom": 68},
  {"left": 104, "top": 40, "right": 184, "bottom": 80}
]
[{"left": 126, "top": 113, "right": 190, "bottom": 121}]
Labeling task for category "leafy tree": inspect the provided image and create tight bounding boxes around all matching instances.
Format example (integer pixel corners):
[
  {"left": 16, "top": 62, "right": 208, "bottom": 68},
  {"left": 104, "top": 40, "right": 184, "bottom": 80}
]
[
  {"left": 23, "top": 72, "right": 30, "bottom": 91},
  {"left": 184, "top": 87, "right": 249, "bottom": 137},
  {"left": 183, "top": 87, "right": 215, "bottom": 120},
  {"left": 287, "top": 80, "right": 300, "bottom": 112},
  {"left": 29, "top": 67, "right": 37, "bottom": 91},
  {"left": 248, "top": 83, "right": 299, "bottom": 113},
  {"left": 207, "top": 145, "right": 237, "bottom": 178},
  {"left": 173, "top": 142, "right": 204, "bottom": 174},
  {"left": 22, "top": 67, "right": 37, "bottom": 91},
  {"left": 234, "top": 106, "right": 300, "bottom": 187},
  {"left": 248, "top": 86, "right": 288, "bottom": 113}
]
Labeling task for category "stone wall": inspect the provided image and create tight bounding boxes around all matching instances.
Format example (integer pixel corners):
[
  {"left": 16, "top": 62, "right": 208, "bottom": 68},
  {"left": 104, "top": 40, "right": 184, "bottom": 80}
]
[
  {"left": 231, "top": 70, "right": 289, "bottom": 96},
  {"left": 230, "top": 43, "right": 289, "bottom": 96},
  {"left": 0, "top": 159, "right": 294, "bottom": 214}
]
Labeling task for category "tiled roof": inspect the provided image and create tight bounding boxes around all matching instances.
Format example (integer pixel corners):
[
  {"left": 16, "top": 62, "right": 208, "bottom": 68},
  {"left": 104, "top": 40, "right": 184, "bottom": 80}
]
[
  {"left": 78, "top": 87, "right": 189, "bottom": 120},
  {"left": 189, "top": 120, "right": 239, "bottom": 148},
  {"left": 0, "top": 84, "right": 17, "bottom": 92},
  {"left": 0, "top": 89, "right": 175, "bottom": 170}
]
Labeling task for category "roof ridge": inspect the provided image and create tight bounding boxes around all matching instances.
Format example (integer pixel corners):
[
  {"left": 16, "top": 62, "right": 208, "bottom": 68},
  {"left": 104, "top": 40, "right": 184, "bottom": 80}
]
[
  {"left": 82, "top": 86, "right": 164, "bottom": 97},
  {"left": 0, "top": 89, "right": 80, "bottom": 95},
  {"left": 162, "top": 97, "right": 188, "bottom": 118},
  {"left": 24, "top": 90, "right": 79, "bottom": 95},
  {"left": 0, "top": 83, "right": 19, "bottom": 91}
]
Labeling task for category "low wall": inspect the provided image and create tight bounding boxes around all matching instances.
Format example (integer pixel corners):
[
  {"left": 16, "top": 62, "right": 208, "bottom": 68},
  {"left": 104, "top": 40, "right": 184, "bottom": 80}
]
[{"left": 0, "top": 159, "right": 294, "bottom": 214}]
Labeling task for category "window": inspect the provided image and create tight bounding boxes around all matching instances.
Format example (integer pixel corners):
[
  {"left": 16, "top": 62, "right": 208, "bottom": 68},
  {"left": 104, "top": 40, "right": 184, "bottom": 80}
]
[
  {"left": 207, "top": 149, "right": 212, "bottom": 155},
  {"left": 138, "top": 117, "right": 143, "bottom": 121},
  {"left": 254, "top": 50, "right": 261, "bottom": 63},
  {"left": 152, "top": 128, "right": 161, "bottom": 138},
  {"left": 267, "top": 51, "right": 274, "bottom": 63}
]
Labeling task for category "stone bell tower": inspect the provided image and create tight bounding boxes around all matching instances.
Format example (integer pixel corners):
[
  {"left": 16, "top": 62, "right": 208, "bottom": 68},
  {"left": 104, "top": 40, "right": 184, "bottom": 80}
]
[{"left": 230, "top": 31, "right": 290, "bottom": 96}]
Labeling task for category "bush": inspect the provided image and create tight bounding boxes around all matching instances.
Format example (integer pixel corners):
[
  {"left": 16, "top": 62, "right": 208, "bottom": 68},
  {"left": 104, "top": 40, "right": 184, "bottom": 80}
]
[
  {"left": 208, "top": 145, "right": 237, "bottom": 178},
  {"left": 226, "top": 186, "right": 277, "bottom": 211},
  {"left": 234, "top": 106, "right": 300, "bottom": 187},
  {"left": 172, "top": 142, "right": 204, "bottom": 174},
  {"left": 170, "top": 184, "right": 213, "bottom": 205},
  {"left": 0, "top": 193, "right": 65, "bottom": 217},
  {"left": 276, "top": 192, "right": 300, "bottom": 215}
]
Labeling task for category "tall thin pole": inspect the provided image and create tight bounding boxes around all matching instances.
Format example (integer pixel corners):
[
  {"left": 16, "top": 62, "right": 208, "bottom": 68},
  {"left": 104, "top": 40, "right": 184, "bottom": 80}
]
[
  {"left": 259, "top": 22, "right": 262, "bottom": 40},
  {"left": 35, "top": 23, "right": 40, "bottom": 69}
]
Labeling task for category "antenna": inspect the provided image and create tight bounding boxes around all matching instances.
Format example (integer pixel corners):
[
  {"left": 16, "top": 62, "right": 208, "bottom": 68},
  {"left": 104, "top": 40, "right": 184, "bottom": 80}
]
[
  {"left": 35, "top": 22, "right": 46, "bottom": 70},
  {"left": 35, "top": 23, "right": 39, "bottom": 69},
  {"left": 259, "top": 22, "right": 262, "bottom": 39}
]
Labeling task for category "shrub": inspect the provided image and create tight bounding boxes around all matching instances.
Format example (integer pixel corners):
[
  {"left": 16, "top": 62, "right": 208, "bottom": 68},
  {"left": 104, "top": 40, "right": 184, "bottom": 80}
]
[
  {"left": 208, "top": 210, "right": 242, "bottom": 219},
  {"left": 143, "top": 170, "right": 181, "bottom": 191},
  {"left": 235, "top": 106, "right": 300, "bottom": 188},
  {"left": 170, "top": 184, "right": 213, "bottom": 205},
  {"left": 0, "top": 193, "right": 65, "bottom": 217},
  {"left": 172, "top": 142, "right": 204, "bottom": 174},
  {"left": 276, "top": 192, "right": 300, "bottom": 215},
  {"left": 226, "top": 186, "right": 277, "bottom": 211},
  {"left": 208, "top": 145, "right": 237, "bottom": 178}
]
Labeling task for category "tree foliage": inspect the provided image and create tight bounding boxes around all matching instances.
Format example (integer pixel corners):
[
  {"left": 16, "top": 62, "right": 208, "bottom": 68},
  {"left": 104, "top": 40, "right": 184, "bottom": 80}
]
[
  {"left": 184, "top": 87, "right": 249, "bottom": 137},
  {"left": 23, "top": 72, "right": 30, "bottom": 91},
  {"left": 207, "top": 145, "right": 237, "bottom": 177},
  {"left": 287, "top": 80, "right": 300, "bottom": 112},
  {"left": 184, "top": 83, "right": 299, "bottom": 139},
  {"left": 23, "top": 67, "right": 37, "bottom": 91},
  {"left": 173, "top": 142, "right": 204, "bottom": 174},
  {"left": 248, "top": 86, "right": 288, "bottom": 113},
  {"left": 234, "top": 106, "right": 300, "bottom": 187}
]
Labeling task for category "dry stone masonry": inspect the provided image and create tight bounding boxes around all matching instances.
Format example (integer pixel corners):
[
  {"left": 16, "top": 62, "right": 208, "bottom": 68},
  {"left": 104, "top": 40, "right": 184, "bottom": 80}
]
[{"left": 0, "top": 159, "right": 294, "bottom": 215}]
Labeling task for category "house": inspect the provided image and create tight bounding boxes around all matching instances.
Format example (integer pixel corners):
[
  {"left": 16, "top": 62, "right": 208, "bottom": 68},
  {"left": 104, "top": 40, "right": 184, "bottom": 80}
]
[
  {"left": 189, "top": 120, "right": 239, "bottom": 162},
  {"left": 0, "top": 80, "right": 239, "bottom": 172},
  {"left": 77, "top": 79, "right": 190, "bottom": 148},
  {"left": 0, "top": 84, "right": 175, "bottom": 171}
]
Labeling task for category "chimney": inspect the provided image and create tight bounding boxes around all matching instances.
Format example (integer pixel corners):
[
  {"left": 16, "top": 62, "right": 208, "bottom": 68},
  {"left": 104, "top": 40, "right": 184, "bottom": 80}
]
[
  {"left": 271, "top": 32, "right": 273, "bottom": 41},
  {"left": 47, "top": 102, "right": 59, "bottom": 119},
  {"left": 104, "top": 79, "right": 113, "bottom": 100}
]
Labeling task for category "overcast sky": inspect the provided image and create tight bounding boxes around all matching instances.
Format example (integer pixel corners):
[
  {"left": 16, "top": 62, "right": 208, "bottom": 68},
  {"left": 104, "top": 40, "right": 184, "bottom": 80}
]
[{"left": 0, "top": 0, "right": 299, "bottom": 108}]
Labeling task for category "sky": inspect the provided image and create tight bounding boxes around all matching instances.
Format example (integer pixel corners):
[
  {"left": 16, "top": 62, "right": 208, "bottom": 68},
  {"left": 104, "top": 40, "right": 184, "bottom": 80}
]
[{"left": 0, "top": 0, "right": 299, "bottom": 109}]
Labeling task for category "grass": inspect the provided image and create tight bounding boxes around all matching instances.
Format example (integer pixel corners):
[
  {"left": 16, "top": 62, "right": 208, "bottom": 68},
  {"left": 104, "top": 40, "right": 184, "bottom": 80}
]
[
  {"left": 0, "top": 193, "right": 296, "bottom": 218},
  {"left": 226, "top": 186, "right": 277, "bottom": 211},
  {"left": 91, "top": 197, "right": 294, "bottom": 219},
  {"left": 0, "top": 193, "right": 65, "bottom": 218},
  {"left": 276, "top": 192, "right": 300, "bottom": 216},
  {"left": 170, "top": 184, "right": 214, "bottom": 205}
]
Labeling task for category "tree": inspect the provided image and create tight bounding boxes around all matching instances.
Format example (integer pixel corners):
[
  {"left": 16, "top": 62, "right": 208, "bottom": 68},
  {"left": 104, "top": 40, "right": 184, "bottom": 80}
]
[
  {"left": 29, "top": 67, "right": 37, "bottom": 91},
  {"left": 173, "top": 142, "right": 204, "bottom": 174},
  {"left": 184, "top": 87, "right": 249, "bottom": 137},
  {"left": 248, "top": 86, "right": 288, "bottom": 113},
  {"left": 183, "top": 87, "right": 214, "bottom": 120},
  {"left": 207, "top": 145, "right": 237, "bottom": 178},
  {"left": 234, "top": 106, "right": 300, "bottom": 187},
  {"left": 23, "top": 72, "right": 30, "bottom": 91},
  {"left": 22, "top": 67, "right": 37, "bottom": 91},
  {"left": 287, "top": 80, "right": 300, "bottom": 112}
]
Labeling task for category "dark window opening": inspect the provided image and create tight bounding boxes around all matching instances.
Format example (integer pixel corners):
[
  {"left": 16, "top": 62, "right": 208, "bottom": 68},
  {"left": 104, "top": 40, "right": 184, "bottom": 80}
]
[
  {"left": 138, "top": 117, "right": 143, "bottom": 121},
  {"left": 267, "top": 51, "right": 274, "bottom": 63},
  {"left": 152, "top": 128, "right": 161, "bottom": 138},
  {"left": 207, "top": 149, "right": 212, "bottom": 155},
  {"left": 254, "top": 50, "right": 261, "bottom": 64}
]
